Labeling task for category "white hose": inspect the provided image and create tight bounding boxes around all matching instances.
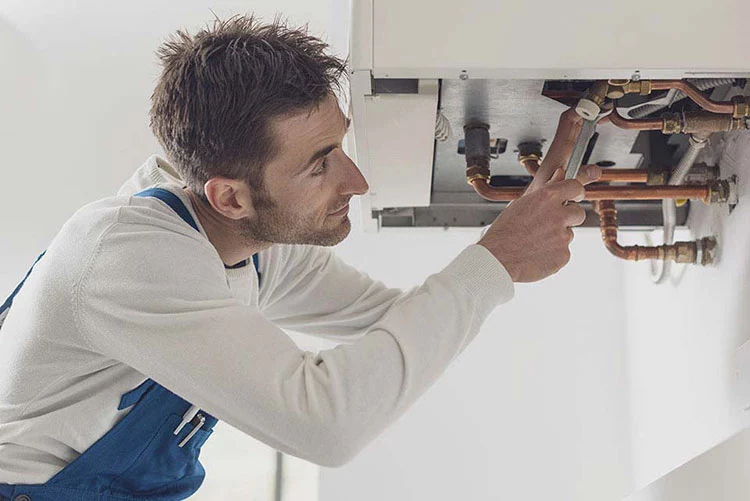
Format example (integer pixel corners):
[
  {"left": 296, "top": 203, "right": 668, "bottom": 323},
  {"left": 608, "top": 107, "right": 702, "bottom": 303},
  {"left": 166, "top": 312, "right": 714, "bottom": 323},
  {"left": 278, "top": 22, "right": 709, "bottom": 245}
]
[
  {"left": 649, "top": 136, "right": 708, "bottom": 284},
  {"left": 435, "top": 109, "right": 452, "bottom": 142},
  {"left": 669, "top": 135, "right": 708, "bottom": 186}
]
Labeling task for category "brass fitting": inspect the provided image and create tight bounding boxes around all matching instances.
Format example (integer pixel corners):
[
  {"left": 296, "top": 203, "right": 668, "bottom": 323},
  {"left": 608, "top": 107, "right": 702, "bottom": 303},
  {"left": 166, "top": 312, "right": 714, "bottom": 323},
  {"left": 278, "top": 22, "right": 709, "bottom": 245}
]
[
  {"left": 587, "top": 81, "right": 610, "bottom": 108},
  {"left": 672, "top": 241, "right": 698, "bottom": 263},
  {"left": 607, "top": 79, "right": 631, "bottom": 86},
  {"left": 466, "top": 166, "right": 490, "bottom": 184},
  {"left": 661, "top": 111, "right": 748, "bottom": 135},
  {"left": 708, "top": 179, "right": 732, "bottom": 204},
  {"left": 623, "top": 80, "right": 652, "bottom": 96},
  {"left": 606, "top": 79, "right": 631, "bottom": 99},
  {"left": 732, "top": 95, "right": 750, "bottom": 118},
  {"left": 698, "top": 237, "right": 717, "bottom": 265},
  {"left": 661, "top": 112, "right": 683, "bottom": 134},
  {"left": 517, "top": 153, "right": 542, "bottom": 165},
  {"left": 464, "top": 122, "right": 492, "bottom": 184},
  {"left": 684, "top": 112, "right": 744, "bottom": 135},
  {"left": 647, "top": 171, "right": 668, "bottom": 186}
]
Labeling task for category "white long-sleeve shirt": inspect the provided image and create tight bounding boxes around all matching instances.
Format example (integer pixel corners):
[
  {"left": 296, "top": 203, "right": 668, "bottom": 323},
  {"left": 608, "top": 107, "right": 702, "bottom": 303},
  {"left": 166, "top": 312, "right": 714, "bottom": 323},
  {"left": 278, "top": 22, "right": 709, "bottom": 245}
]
[{"left": 0, "top": 155, "right": 514, "bottom": 483}]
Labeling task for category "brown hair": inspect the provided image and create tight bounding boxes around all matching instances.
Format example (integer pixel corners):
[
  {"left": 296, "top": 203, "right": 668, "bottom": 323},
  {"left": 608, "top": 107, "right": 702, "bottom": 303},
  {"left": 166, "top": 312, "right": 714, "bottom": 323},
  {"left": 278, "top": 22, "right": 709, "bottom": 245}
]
[{"left": 149, "top": 14, "right": 347, "bottom": 199}]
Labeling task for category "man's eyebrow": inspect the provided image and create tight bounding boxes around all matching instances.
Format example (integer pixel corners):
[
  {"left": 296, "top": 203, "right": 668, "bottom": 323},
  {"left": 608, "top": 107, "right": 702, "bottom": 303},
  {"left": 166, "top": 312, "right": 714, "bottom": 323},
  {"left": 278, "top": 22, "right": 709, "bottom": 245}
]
[
  {"left": 302, "top": 117, "right": 352, "bottom": 169},
  {"left": 306, "top": 144, "right": 338, "bottom": 168}
]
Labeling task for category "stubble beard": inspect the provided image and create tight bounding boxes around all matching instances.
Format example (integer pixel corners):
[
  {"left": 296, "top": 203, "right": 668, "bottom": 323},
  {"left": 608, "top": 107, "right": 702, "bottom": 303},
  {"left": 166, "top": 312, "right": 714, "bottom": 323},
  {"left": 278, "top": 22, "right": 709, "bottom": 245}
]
[{"left": 238, "top": 195, "right": 351, "bottom": 247}]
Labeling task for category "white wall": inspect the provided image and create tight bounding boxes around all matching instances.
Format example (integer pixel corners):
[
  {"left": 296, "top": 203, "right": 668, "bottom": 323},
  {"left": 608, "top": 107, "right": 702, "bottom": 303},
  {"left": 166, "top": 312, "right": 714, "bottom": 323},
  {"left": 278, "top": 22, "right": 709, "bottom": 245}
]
[
  {"left": 620, "top": 130, "right": 750, "bottom": 490},
  {"left": 317, "top": 225, "right": 633, "bottom": 501}
]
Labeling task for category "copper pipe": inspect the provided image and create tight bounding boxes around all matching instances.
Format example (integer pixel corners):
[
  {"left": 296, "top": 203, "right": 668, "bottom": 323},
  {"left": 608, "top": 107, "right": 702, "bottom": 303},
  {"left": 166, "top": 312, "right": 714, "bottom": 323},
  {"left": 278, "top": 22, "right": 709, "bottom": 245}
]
[
  {"left": 468, "top": 179, "right": 712, "bottom": 203},
  {"left": 593, "top": 200, "right": 715, "bottom": 264},
  {"left": 469, "top": 180, "right": 526, "bottom": 201},
  {"left": 651, "top": 80, "right": 734, "bottom": 115},
  {"left": 518, "top": 157, "right": 648, "bottom": 183},
  {"left": 606, "top": 107, "right": 746, "bottom": 135},
  {"left": 605, "top": 108, "right": 662, "bottom": 130},
  {"left": 584, "top": 185, "right": 711, "bottom": 201},
  {"left": 597, "top": 169, "right": 649, "bottom": 183}
]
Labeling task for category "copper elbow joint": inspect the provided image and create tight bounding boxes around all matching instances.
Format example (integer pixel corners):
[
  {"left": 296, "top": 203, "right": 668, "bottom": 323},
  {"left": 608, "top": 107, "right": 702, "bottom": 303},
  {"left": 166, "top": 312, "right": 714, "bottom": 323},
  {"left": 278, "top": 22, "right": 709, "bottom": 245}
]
[{"left": 594, "top": 201, "right": 717, "bottom": 265}]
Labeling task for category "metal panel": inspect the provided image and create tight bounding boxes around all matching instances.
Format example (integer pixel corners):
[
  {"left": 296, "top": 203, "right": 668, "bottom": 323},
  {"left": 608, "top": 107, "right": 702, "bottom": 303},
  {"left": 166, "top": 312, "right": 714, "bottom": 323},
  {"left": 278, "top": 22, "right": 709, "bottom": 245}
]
[
  {"left": 432, "top": 79, "right": 644, "bottom": 191},
  {"left": 379, "top": 197, "right": 689, "bottom": 229},
  {"left": 348, "top": 70, "right": 379, "bottom": 232},
  {"left": 370, "top": 0, "right": 750, "bottom": 80},
  {"left": 363, "top": 80, "right": 438, "bottom": 209}
]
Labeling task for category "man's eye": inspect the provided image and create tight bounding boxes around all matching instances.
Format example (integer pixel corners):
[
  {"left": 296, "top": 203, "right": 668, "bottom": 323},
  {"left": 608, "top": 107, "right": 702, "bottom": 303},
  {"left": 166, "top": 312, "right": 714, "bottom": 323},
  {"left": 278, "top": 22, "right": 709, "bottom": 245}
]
[{"left": 311, "top": 159, "right": 328, "bottom": 176}]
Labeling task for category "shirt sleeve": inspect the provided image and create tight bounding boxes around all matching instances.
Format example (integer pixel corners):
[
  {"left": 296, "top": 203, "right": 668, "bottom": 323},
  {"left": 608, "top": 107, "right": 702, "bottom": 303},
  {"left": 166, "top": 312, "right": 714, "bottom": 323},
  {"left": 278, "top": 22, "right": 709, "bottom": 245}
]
[
  {"left": 259, "top": 245, "right": 414, "bottom": 341},
  {"left": 74, "top": 222, "right": 514, "bottom": 467}
]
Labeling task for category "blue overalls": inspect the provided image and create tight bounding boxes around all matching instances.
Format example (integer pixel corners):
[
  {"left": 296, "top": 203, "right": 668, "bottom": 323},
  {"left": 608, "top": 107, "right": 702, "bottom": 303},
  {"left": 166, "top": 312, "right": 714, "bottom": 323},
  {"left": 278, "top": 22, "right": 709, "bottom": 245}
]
[{"left": 0, "top": 188, "right": 259, "bottom": 501}]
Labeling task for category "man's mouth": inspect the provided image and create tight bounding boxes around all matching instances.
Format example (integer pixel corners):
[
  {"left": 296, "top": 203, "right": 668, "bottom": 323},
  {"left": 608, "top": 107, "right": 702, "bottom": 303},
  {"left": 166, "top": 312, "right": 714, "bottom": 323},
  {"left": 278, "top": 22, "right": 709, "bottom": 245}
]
[{"left": 329, "top": 203, "right": 350, "bottom": 215}]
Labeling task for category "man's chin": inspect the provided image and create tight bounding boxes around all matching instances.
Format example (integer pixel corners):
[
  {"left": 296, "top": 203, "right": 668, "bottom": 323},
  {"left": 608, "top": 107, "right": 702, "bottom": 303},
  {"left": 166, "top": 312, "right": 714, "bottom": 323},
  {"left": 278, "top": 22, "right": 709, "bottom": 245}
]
[
  {"left": 317, "top": 216, "right": 351, "bottom": 247},
  {"left": 243, "top": 216, "right": 352, "bottom": 247}
]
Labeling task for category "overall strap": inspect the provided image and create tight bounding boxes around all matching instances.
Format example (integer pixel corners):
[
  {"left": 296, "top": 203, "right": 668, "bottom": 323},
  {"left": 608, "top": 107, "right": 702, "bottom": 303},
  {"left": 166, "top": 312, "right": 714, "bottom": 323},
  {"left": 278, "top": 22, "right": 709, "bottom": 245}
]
[
  {"left": 134, "top": 187, "right": 199, "bottom": 232},
  {"left": 0, "top": 251, "right": 46, "bottom": 327},
  {"left": 134, "top": 187, "right": 261, "bottom": 283}
]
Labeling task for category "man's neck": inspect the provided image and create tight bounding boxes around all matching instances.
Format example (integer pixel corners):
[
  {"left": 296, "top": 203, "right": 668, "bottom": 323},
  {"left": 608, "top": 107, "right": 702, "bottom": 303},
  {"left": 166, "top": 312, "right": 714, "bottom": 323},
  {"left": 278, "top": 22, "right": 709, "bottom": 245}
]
[{"left": 184, "top": 189, "right": 272, "bottom": 266}]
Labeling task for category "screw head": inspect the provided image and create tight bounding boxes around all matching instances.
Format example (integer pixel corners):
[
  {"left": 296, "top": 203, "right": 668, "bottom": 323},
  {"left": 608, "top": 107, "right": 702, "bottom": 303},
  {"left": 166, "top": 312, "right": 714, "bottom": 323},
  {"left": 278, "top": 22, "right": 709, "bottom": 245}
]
[{"left": 459, "top": 70, "right": 469, "bottom": 81}]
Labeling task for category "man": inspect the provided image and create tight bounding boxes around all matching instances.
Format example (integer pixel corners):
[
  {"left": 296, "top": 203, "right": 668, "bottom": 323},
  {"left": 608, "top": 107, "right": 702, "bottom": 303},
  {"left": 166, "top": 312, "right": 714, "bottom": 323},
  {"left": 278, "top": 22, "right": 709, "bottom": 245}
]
[{"left": 0, "top": 15, "right": 599, "bottom": 501}]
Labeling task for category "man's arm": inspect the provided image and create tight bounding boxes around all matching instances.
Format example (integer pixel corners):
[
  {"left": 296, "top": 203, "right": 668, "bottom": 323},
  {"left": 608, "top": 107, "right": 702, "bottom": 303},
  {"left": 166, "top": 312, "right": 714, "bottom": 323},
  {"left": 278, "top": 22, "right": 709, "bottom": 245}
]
[
  {"left": 76, "top": 223, "right": 512, "bottom": 467},
  {"left": 260, "top": 108, "right": 599, "bottom": 337},
  {"left": 260, "top": 244, "right": 423, "bottom": 341}
]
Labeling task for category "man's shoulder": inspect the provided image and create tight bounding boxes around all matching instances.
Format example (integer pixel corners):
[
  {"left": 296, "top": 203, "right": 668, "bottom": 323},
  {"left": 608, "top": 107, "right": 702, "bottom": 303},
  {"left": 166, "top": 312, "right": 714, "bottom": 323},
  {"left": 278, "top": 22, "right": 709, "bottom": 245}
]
[
  {"left": 58, "top": 194, "right": 223, "bottom": 294},
  {"left": 54, "top": 191, "right": 209, "bottom": 274}
]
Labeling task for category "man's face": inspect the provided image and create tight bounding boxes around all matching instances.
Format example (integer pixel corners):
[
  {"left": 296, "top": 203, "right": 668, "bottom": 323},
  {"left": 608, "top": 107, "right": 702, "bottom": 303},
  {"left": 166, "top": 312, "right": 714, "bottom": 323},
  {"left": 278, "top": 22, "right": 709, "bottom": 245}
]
[{"left": 238, "top": 94, "right": 369, "bottom": 247}]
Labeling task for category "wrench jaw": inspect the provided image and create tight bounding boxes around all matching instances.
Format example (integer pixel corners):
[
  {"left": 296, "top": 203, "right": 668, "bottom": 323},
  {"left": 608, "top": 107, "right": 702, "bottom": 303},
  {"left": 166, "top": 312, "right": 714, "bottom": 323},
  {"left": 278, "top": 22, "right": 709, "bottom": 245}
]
[{"left": 565, "top": 117, "right": 599, "bottom": 180}]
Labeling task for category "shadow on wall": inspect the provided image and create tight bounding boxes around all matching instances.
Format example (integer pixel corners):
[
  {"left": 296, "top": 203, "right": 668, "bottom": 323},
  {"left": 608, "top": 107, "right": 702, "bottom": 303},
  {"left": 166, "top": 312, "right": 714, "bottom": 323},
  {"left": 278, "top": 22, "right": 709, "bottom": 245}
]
[
  {"left": 625, "top": 426, "right": 750, "bottom": 501},
  {"left": 690, "top": 128, "right": 750, "bottom": 351},
  {"left": 621, "top": 126, "right": 750, "bottom": 490}
]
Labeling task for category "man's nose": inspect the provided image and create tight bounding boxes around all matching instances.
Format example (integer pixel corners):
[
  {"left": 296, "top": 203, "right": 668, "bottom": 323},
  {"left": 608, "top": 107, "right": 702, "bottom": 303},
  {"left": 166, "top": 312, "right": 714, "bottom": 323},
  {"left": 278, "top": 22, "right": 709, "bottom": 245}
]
[{"left": 340, "top": 152, "right": 369, "bottom": 196}]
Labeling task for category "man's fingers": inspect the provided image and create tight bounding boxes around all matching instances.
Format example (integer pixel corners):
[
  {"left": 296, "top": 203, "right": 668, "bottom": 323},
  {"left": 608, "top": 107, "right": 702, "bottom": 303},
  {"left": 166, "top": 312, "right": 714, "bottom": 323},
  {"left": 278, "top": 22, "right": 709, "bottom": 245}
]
[
  {"left": 578, "top": 164, "right": 602, "bottom": 186},
  {"left": 549, "top": 167, "right": 564, "bottom": 183},
  {"left": 562, "top": 202, "right": 586, "bottom": 227},
  {"left": 526, "top": 165, "right": 549, "bottom": 193},
  {"left": 549, "top": 179, "right": 586, "bottom": 203}
]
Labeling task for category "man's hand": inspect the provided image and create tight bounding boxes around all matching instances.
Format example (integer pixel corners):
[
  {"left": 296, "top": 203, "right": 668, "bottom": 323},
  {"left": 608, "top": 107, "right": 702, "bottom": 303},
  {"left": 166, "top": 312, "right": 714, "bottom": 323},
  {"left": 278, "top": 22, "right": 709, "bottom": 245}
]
[{"left": 477, "top": 108, "right": 602, "bottom": 283}]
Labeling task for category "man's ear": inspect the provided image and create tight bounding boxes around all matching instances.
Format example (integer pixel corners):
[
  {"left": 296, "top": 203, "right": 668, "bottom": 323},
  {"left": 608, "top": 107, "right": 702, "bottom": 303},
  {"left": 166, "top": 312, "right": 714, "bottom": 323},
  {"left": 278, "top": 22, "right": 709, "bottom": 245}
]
[{"left": 203, "top": 177, "right": 255, "bottom": 221}]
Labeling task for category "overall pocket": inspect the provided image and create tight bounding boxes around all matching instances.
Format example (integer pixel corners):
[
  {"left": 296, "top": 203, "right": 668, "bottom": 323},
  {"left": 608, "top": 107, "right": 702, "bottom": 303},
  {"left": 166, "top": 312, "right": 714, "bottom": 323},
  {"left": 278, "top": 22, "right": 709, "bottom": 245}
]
[{"left": 109, "top": 413, "right": 213, "bottom": 498}]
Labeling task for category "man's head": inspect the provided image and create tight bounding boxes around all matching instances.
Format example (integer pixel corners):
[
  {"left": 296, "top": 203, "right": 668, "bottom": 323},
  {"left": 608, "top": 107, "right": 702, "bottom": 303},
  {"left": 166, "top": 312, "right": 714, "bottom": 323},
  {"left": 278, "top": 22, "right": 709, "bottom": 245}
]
[{"left": 150, "top": 15, "right": 368, "bottom": 247}]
